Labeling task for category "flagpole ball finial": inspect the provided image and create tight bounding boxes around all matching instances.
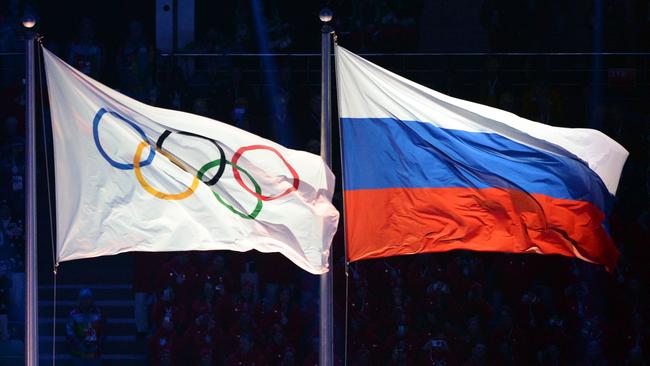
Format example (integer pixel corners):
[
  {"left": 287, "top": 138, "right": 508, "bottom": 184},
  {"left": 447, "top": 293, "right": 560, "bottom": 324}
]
[
  {"left": 319, "top": 8, "right": 333, "bottom": 23},
  {"left": 22, "top": 15, "right": 36, "bottom": 29}
]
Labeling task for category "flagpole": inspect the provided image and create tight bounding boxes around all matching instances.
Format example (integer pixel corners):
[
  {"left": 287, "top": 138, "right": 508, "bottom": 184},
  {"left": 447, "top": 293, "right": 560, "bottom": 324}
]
[
  {"left": 24, "top": 30, "right": 39, "bottom": 365},
  {"left": 319, "top": 7, "right": 334, "bottom": 366}
]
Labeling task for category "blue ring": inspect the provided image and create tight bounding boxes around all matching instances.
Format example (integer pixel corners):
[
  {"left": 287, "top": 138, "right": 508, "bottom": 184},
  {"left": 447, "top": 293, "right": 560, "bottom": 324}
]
[{"left": 92, "top": 108, "right": 155, "bottom": 170}]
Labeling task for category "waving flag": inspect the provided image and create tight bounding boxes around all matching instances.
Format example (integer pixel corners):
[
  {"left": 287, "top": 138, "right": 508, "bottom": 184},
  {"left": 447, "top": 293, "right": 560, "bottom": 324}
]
[
  {"left": 43, "top": 47, "right": 339, "bottom": 274},
  {"left": 336, "top": 46, "right": 628, "bottom": 269}
]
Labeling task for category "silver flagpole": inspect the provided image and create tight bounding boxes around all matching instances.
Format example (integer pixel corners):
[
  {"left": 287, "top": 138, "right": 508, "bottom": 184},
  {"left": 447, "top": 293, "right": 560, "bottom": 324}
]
[
  {"left": 24, "top": 28, "right": 39, "bottom": 365},
  {"left": 319, "top": 7, "right": 334, "bottom": 366}
]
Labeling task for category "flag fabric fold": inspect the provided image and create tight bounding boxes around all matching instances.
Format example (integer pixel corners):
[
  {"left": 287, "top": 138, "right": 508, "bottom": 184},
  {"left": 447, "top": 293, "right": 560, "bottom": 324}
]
[
  {"left": 43, "top": 47, "right": 339, "bottom": 274},
  {"left": 335, "top": 45, "right": 628, "bottom": 269}
]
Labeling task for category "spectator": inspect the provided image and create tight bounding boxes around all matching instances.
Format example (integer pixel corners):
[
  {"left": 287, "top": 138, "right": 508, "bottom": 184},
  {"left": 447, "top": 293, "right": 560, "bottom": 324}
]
[
  {"left": 463, "top": 343, "right": 488, "bottom": 366},
  {"left": 0, "top": 262, "right": 11, "bottom": 341},
  {"left": 231, "top": 97, "right": 251, "bottom": 131},
  {"left": 0, "top": 0, "right": 22, "bottom": 85},
  {"left": 0, "top": 202, "right": 21, "bottom": 252},
  {"left": 182, "top": 313, "right": 223, "bottom": 365},
  {"left": 67, "top": 18, "right": 102, "bottom": 78},
  {"left": 264, "top": 323, "right": 287, "bottom": 363},
  {"left": 279, "top": 345, "right": 296, "bottom": 366},
  {"left": 239, "top": 260, "right": 259, "bottom": 304},
  {"left": 479, "top": 57, "right": 504, "bottom": 107},
  {"left": 522, "top": 75, "right": 565, "bottom": 125},
  {"left": 625, "top": 346, "right": 646, "bottom": 366},
  {"left": 270, "top": 91, "right": 294, "bottom": 147},
  {"left": 202, "top": 254, "right": 234, "bottom": 295},
  {"left": 159, "top": 253, "right": 198, "bottom": 305},
  {"left": 149, "top": 317, "right": 180, "bottom": 366},
  {"left": 133, "top": 252, "right": 165, "bottom": 339},
  {"left": 231, "top": 23, "right": 253, "bottom": 52},
  {"left": 151, "top": 286, "right": 187, "bottom": 332},
  {"left": 116, "top": 20, "right": 154, "bottom": 101},
  {"left": 190, "top": 279, "right": 219, "bottom": 322},
  {"left": 1, "top": 117, "right": 25, "bottom": 213},
  {"left": 65, "top": 288, "right": 106, "bottom": 365},
  {"left": 226, "top": 333, "right": 265, "bottom": 365}
]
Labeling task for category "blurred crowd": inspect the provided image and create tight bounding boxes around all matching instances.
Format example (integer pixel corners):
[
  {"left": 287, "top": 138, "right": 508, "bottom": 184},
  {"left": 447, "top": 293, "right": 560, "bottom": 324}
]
[
  {"left": 0, "top": 0, "right": 27, "bottom": 346},
  {"left": 343, "top": 250, "right": 649, "bottom": 365},
  {"left": 0, "top": 0, "right": 26, "bottom": 340},
  {"left": 0, "top": 0, "right": 649, "bottom": 365},
  {"left": 134, "top": 251, "right": 320, "bottom": 365}
]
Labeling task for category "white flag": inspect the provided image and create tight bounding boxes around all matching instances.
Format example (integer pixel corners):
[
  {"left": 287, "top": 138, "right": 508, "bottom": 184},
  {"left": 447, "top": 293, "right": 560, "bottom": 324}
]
[{"left": 43, "top": 47, "right": 339, "bottom": 274}]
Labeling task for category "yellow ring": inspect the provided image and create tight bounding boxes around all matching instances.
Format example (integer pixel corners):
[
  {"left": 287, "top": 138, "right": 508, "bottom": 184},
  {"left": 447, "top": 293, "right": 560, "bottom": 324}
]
[{"left": 133, "top": 141, "right": 199, "bottom": 200}]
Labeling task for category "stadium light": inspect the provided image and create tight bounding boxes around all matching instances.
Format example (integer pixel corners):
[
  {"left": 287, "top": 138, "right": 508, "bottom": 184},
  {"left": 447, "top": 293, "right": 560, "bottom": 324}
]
[
  {"left": 22, "top": 15, "right": 36, "bottom": 29},
  {"left": 319, "top": 8, "right": 333, "bottom": 23}
]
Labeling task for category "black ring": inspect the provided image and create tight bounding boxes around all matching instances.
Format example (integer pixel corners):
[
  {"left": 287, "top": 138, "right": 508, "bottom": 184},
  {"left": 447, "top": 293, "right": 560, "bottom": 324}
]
[{"left": 156, "top": 129, "right": 227, "bottom": 186}]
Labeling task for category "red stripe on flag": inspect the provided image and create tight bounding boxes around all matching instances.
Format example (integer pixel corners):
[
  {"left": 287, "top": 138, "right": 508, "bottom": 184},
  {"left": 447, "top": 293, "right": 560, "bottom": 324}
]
[{"left": 345, "top": 187, "right": 619, "bottom": 270}]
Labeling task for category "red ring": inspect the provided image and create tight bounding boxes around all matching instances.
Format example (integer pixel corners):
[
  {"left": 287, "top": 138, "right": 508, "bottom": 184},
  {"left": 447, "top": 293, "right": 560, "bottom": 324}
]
[{"left": 231, "top": 145, "right": 300, "bottom": 201}]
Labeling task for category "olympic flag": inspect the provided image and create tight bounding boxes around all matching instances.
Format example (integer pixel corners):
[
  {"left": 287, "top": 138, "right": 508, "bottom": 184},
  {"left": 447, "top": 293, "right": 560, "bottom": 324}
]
[
  {"left": 43, "top": 47, "right": 339, "bottom": 274},
  {"left": 336, "top": 46, "right": 628, "bottom": 270}
]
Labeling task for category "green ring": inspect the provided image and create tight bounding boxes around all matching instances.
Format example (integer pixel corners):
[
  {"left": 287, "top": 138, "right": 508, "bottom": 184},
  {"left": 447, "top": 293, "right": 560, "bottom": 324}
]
[{"left": 197, "top": 159, "right": 263, "bottom": 219}]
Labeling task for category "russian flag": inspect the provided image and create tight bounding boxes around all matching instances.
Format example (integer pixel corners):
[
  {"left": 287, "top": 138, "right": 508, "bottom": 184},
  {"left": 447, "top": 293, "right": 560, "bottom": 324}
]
[{"left": 336, "top": 46, "right": 628, "bottom": 270}]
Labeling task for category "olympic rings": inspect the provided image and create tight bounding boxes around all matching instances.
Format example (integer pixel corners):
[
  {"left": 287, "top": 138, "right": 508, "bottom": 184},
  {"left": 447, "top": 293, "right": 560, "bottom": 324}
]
[
  {"left": 91, "top": 108, "right": 301, "bottom": 218},
  {"left": 231, "top": 145, "right": 300, "bottom": 201},
  {"left": 93, "top": 108, "right": 155, "bottom": 170},
  {"left": 133, "top": 141, "right": 200, "bottom": 200},
  {"left": 156, "top": 130, "right": 226, "bottom": 186},
  {"left": 198, "top": 160, "right": 263, "bottom": 220}
]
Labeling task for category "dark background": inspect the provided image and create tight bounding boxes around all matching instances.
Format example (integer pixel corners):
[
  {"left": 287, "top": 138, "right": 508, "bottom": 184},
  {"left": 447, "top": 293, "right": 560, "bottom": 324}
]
[{"left": 0, "top": 0, "right": 648, "bottom": 365}]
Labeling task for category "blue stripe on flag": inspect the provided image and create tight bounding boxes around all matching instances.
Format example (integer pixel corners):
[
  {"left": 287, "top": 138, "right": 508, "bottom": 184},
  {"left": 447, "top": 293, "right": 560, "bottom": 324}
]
[{"left": 341, "top": 117, "right": 613, "bottom": 213}]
